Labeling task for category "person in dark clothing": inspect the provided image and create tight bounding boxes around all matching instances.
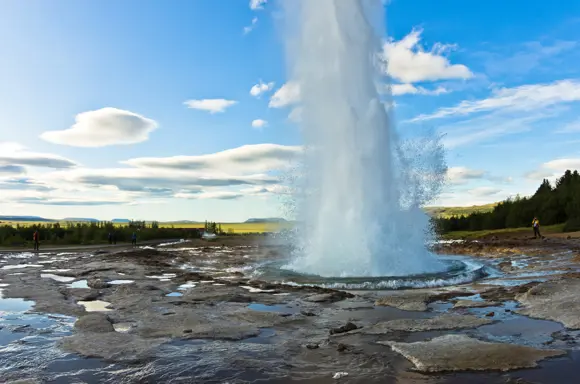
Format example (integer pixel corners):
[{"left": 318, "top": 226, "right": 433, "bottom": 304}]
[
  {"left": 108, "top": 232, "right": 113, "bottom": 245},
  {"left": 112, "top": 231, "right": 117, "bottom": 245},
  {"left": 131, "top": 232, "right": 137, "bottom": 247},
  {"left": 32, "top": 230, "right": 40, "bottom": 251},
  {"left": 532, "top": 217, "right": 541, "bottom": 238}
]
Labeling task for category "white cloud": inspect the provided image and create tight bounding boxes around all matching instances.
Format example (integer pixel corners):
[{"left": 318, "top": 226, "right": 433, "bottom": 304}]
[
  {"left": 468, "top": 186, "right": 502, "bottom": 197},
  {"left": 383, "top": 28, "right": 473, "bottom": 84},
  {"left": 184, "top": 99, "right": 238, "bottom": 113},
  {"left": 0, "top": 142, "right": 77, "bottom": 168},
  {"left": 250, "top": 80, "right": 275, "bottom": 97},
  {"left": 526, "top": 158, "right": 580, "bottom": 181},
  {"left": 412, "top": 79, "right": 580, "bottom": 122},
  {"left": 446, "top": 166, "right": 485, "bottom": 185},
  {"left": 4, "top": 142, "right": 302, "bottom": 206},
  {"left": 244, "top": 17, "right": 258, "bottom": 34},
  {"left": 251, "top": 119, "right": 268, "bottom": 129},
  {"left": 391, "top": 83, "right": 450, "bottom": 96},
  {"left": 269, "top": 82, "right": 301, "bottom": 108},
  {"left": 250, "top": 0, "right": 267, "bottom": 10},
  {"left": 40, "top": 107, "right": 158, "bottom": 147},
  {"left": 123, "top": 143, "right": 301, "bottom": 174}
]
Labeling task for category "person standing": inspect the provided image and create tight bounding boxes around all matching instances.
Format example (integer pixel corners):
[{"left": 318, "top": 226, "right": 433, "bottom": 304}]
[
  {"left": 108, "top": 232, "right": 113, "bottom": 245},
  {"left": 532, "top": 217, "right": 541, "bottom": 239},
  {"left": 32, "top": 230, "right": 40, "bottom": 251},
  {"left": 131, "top": 232, "right": 137, "bottom": 247}
]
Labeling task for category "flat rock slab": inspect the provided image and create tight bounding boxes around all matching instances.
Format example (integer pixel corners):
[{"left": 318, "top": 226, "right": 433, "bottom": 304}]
[
  {"left": 379, "top": 334, "right": 564, "bottom": 372},
  {"left": 363, "top": 314, "right": 492, "bottom": 334},
  {"left": 453, "top": 300, "right": 501, "bottom": 309},
  {"left": 59, "top": 332, "right": 167, "bottom": 363},
  {"left": 516, "top": 278, "right": 580, "bottom": 329},
  {"left": 375, "top": 292, "right": 431, "bottom": 311}
]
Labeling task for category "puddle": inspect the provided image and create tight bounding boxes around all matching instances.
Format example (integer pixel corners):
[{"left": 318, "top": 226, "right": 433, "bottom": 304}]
[
  {"left": 2, "top": 264, "right": 43, "bottom": 270},
  {"left": 469, "top": 314, "right": 563, "bottom": 347},
  {"left": 68, "top": 280, "right": 89, "bottom": 289},
  {"left": 113, "top": 322, "right": 134, "bottom": 333},
  {"left": 213, "top": 283, "right": 226, "bottom": 286},
  {"left": 241, "top": 286, "right": 276, "bottom": 293},
  {"left": 177, "top": 282, "right": 196, "bottom": 290},
  {"left": 0, "top": 297, "right": 34, "bottom": 313},
  {"left": 40, "top": 274, "right": 76, "bottom": 283},
  {"left": 42, "top": 269, "right": 71, "bottom": 273},
  {"left": 248, "top": 303, "right": 300, "bottom": 314},
  {"left": 166, "top": 292, "right": 183, "bottom": 297},
  {"left": 77, "top": 300, "right": 112, "bottom": 312},
  {"left": 38, "top": 260, "right": 57, "bottom": 264},
  {"left": 109, "top": 280, "right": 135, "bottom": 285},
  {"left": 146, "top": 273, "right": 177, "bottom": 280}
]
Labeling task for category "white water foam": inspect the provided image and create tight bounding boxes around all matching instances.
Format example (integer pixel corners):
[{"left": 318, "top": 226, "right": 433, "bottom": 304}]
[{"left": 281, "top": 0, "right": 446, "bottom": 277}]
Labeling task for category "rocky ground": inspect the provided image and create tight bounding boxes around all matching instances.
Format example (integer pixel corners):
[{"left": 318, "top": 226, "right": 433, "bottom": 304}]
[{"left": 0, "top": 236, "right": 579, "bottom": 383}]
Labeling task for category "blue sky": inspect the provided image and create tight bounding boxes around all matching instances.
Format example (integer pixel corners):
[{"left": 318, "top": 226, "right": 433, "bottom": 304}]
[{"left": 1, "top": 0, "right": 580, "bottom": 221}]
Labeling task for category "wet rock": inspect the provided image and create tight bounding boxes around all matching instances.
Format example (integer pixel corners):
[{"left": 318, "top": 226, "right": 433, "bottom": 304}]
[
  {"left": 59, "top": 332, "right": 167, "bottom": 363},
  {"left": 336, "top": 343, "right": 348, "bottom": 352},
  {"left": 517, "top": 278, "right": 580, "bottom": 329},
  {"left": 486, "top": 312, "right": 495, "bottom": 317},
  {"left": 453, "top": 300, "right": 500, "bottom": 308},
  {"left": 93, "top": 250, "right": 109, "bottom": 255},
  {"left": 227, "top": 294, "right": 252, "bottom": 303},
  {"left": 330, "top": 322, "right": 359, "bottom": 335},
  {"left": 74, "top": 313, "right": 114, "bottom": 333},
  {"left": 304, "top": 292, "right": 349, "bottom": 303},
  {"left": 300, "top": 310, "right": 317, "bottom": 317},
  {"left": 375, "top": 292, "right": 430, "bottom": 311},
  {"left": 305, "top": 343, "right": 319, "bottom": 349},
  {"left": 360, "top": 314, "right": 492, "bottom": 334},
  {"left": 87, "top": 278, "right": 110, "bottom": 289},
  {"left": 380, "top": 334, "right": 565, "bottom": 372}
]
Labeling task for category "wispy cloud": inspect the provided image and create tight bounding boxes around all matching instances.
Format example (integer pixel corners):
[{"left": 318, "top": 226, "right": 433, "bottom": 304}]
[{"left": 411, "top": 79, "right": 580, "bottom": 122}]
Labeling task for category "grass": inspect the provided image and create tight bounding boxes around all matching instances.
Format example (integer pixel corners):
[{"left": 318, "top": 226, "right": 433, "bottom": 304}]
[
  {"left": 425, "top": 203, "right": 497, "bottom": 218},
  {"left": 0, "top": 220, "right": 296, "bottom": 234},
  {"left": 441, "top": 223, "right": 566, "bottom": 240}
]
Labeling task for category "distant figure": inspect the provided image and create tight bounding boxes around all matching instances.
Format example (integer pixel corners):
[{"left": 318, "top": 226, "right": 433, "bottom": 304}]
[
  {"left": 532, "top": 217, "right": 541, "bottom": 239},
  {"left": 131, "top": 232, "right": 137, "bottom": 247},
  {"left": 112, "top": 231, "right": 117, "bottom": 245},
  {"left": 107, "top": 232, "right": 113, "bottom": 245},
  {"left": 32, "top": 230, "right": 39, "bottom": 251}
]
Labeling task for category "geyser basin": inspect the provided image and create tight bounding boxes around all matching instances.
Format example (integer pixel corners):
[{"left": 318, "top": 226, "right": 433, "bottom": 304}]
[{"left": 256, "top": 256, "right": 490, "bottom": 290}]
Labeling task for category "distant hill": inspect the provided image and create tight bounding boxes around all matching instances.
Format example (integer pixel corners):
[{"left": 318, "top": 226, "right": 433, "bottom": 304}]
[
  {"left": 62, "top": 217, "right": 98, "bottom": 222},
  {"left": 245, "top": 218, "right": 287, "bottom": 223},
  {"left": 424, "top": 203, "right": 497, "bottom": 218},
  {"left": 111, "top": 218, "right": 130, "bottom": 223},
  {"left": 0, "top": 215, "right": 55, "bottom": 222}
]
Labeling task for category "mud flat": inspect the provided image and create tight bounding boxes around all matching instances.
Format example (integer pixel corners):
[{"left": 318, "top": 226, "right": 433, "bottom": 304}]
[{"left": 0, "top": 238, "right": 579, "bottom": 382}]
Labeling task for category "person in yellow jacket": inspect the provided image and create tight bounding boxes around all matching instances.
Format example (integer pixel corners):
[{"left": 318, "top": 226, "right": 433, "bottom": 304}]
[{"left": 532, "top": 217, "right": 541, "bottom": 238}]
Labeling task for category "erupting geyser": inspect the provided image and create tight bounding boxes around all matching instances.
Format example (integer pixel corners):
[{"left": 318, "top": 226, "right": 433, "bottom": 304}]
[{"left": 282, "top": 0, "right": 448, "bottom": 277}]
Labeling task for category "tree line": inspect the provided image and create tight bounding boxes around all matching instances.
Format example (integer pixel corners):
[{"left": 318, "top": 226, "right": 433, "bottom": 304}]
[
  {"left": 434, "top": 170, "right": 580, "bottom": 234},
  {"left": 0, "top": 220, "right": 202, "bottom": 247}
]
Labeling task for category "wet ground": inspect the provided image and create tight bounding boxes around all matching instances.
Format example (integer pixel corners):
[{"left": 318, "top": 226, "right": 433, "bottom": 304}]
[{"left": 0, "top": 238, "right": 579, "bottom": 383}]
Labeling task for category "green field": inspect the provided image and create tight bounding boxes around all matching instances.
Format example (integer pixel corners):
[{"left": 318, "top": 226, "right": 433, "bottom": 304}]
[
  {"left": 425, "top": 203, "right": 497, "bottom": 218},
  {"left": 0, "top": 220, "right": 296, "bottom": 234},
  {"left": 441, "top": 223, "right": 565, "bottom": 240}
]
